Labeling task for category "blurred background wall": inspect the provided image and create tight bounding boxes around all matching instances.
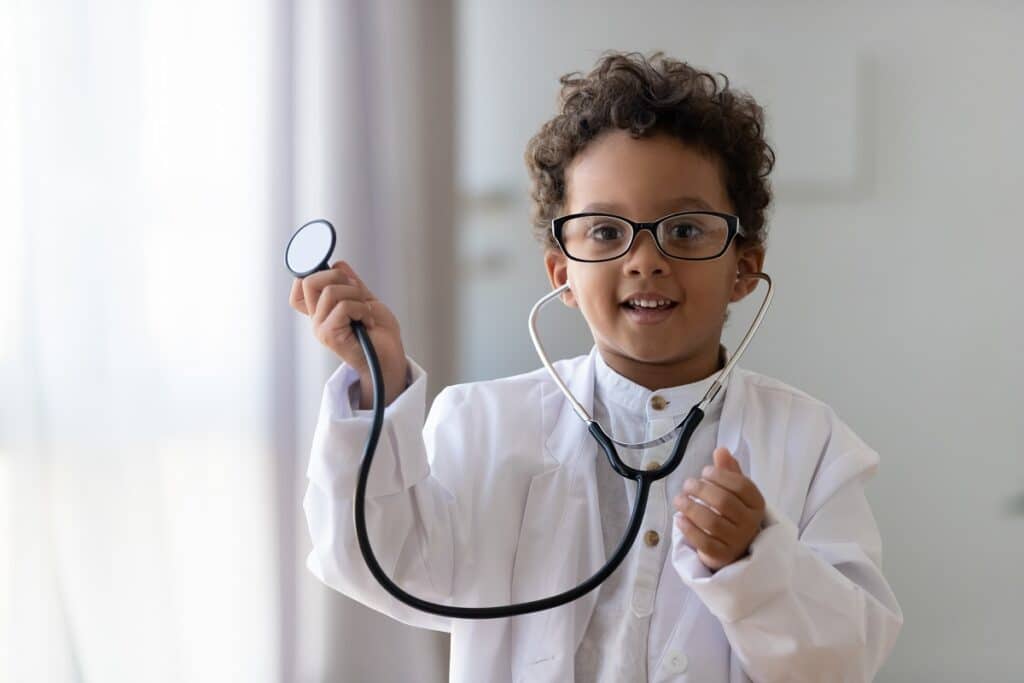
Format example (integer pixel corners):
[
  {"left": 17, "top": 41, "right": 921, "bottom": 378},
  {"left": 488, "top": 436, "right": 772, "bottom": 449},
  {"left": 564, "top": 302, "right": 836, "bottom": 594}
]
[
  {"left": 1, "top": 1, "right": 1020, "bottom": 681},
  {"left": 455, "top": 3, "right": 1024, "bottom": 681}
]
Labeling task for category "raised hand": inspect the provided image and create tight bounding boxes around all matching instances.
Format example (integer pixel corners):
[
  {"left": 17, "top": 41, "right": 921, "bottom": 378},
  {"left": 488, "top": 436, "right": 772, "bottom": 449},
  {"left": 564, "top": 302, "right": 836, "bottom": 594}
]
[{"left": 673, "top": 447, "right": 766, "bottom": 572}]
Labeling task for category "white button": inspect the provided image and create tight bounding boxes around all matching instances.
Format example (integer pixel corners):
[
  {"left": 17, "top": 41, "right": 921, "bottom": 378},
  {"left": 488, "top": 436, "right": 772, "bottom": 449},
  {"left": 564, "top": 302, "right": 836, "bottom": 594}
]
[
  {"left": 663, "top": 651, "right": 688, "bottom": 674},
  {"left": 631, "top": 585, "right": 654, "bottom": 616}
]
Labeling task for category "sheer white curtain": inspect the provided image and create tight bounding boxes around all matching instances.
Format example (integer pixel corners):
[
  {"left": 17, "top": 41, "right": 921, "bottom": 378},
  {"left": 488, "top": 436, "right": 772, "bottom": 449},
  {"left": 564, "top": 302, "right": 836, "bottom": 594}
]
[
  {"left": 291, "top": 0, "right": 453, "bottom": 680},
  {"left": 1, "top": 0, "right": 452, "bottom": 681},
  {"left": 0, "top": 1, "right": 282, "bottom": 680}
]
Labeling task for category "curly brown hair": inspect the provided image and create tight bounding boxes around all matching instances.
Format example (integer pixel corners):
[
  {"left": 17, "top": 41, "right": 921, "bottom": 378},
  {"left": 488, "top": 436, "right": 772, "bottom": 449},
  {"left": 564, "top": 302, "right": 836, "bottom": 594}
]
[{"left": 524, "top": 50, "right": 775, "bottom": 251}]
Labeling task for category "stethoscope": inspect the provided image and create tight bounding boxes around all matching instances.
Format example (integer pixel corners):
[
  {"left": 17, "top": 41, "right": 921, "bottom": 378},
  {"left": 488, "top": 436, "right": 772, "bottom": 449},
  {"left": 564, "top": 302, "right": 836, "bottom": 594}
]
[{"left": 286, "top": 218, "right": 774, "bottom": 620}]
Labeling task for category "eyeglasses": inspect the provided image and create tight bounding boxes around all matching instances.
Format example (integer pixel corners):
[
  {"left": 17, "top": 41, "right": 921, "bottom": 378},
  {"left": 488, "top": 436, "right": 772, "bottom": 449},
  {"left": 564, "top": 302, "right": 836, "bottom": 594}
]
[{"left": 551, "top": 211, "right": 745, "bottom": 262}]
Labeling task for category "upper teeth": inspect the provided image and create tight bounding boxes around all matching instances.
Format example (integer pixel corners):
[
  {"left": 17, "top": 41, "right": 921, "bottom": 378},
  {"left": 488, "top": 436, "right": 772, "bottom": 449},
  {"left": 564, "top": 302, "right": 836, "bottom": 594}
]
[{"left": 629, "top": 298, "right": 672, "bottom": 308}]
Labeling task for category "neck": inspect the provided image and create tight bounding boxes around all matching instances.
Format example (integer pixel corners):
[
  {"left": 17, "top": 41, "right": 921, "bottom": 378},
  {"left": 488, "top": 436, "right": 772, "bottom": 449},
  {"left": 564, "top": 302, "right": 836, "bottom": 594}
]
[{"left": 598, "top": 342, "right": 723, "bottom": 391}]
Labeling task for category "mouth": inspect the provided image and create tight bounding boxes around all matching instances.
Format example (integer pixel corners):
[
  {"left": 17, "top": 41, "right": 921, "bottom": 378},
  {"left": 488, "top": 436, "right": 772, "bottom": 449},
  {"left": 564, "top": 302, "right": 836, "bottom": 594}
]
[{"left": 619, "top": 293, "right": 679, "bottom": 324}]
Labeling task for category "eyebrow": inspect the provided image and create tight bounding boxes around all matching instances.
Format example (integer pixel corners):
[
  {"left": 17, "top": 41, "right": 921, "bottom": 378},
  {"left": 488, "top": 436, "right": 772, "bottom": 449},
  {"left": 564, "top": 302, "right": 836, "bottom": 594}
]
[{"left": 579, "top": 196, "right": 715, "bottom": 213}]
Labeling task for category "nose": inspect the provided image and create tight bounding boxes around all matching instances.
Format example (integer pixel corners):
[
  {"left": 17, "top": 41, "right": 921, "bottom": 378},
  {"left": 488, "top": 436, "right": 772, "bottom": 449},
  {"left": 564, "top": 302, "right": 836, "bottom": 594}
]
[{"left": 623, "top": 229, "right": 669, "bottom": 277}]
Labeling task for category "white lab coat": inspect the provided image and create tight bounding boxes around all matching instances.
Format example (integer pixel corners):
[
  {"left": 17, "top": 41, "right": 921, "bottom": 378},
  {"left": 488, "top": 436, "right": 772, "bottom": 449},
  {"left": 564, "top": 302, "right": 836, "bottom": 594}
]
[{"left": 303, "top": 348, "right": 903, "bottom": 682}]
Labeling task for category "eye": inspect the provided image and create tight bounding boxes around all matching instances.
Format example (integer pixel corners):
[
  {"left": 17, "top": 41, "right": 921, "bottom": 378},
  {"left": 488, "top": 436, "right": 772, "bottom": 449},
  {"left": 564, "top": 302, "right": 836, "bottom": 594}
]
[
  {"left": 587, "top": 223, "right": 626, "bottom": 241},
  {"left": 668, "top": 222, "right": 705, "bottom": 240}
]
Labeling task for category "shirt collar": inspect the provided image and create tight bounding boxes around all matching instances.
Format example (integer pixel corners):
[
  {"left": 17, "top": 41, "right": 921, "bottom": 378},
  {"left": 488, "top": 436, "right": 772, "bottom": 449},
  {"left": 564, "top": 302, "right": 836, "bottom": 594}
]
[{"left": 593, "top": 344, "right": 730, "bottom": 420}]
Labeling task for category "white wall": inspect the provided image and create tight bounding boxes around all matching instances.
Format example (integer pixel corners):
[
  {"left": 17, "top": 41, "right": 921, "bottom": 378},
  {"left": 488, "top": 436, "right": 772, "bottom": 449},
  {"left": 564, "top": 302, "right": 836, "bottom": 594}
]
[{"left": 455, "top": 2, "right": 1024, "bottom": 680}]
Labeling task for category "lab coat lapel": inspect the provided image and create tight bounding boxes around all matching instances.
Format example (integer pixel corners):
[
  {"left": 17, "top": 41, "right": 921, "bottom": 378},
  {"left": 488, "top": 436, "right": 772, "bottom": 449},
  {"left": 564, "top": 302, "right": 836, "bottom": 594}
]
[
  {"left": 511, "top": 349, "right": 604, "bottom": 678},
  {"left": 716, "top": 366, "right": 787, "bottom": 517},
  {"left": 717, "top": 365, "right": 748, "bottom": 468}
]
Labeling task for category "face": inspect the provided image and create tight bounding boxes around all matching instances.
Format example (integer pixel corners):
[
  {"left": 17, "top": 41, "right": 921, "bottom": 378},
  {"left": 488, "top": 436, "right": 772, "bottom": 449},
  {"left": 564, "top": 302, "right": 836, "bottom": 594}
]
[{"left": 544, "top": 129, "right": 765, "bottom": 388}]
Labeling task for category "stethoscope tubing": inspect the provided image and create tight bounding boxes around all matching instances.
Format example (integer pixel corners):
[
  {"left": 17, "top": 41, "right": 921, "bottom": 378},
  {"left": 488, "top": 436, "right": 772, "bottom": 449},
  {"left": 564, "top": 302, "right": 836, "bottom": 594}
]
[
  {"left": 351, "top": 321, "right": 705, "bottom": 619},
  {"left": 349, "top": 273, "right": 772, "bottom": 619}
]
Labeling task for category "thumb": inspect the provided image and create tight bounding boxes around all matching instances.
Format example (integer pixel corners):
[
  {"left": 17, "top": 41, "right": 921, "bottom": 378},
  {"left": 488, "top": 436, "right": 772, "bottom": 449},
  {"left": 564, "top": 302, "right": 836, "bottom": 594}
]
[{"left": 713, "top": 446, "right": 742, "bottom": 474}]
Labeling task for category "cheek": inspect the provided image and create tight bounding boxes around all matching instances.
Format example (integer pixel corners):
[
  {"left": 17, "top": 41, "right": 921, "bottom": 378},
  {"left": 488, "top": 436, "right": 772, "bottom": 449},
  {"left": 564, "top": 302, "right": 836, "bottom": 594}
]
[
  {"left": 566, "top": 266, "right": 615, "bottom": 311},
  {"left": 680, "top": 269, "right": 734, "bottom": 313}
]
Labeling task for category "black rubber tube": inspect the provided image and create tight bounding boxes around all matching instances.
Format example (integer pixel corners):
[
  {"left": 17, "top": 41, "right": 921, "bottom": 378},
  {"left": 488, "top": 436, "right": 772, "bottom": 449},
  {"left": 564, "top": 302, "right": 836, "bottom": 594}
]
[{"left": 350, "top": 321, "right": 704, "bottom": 619}]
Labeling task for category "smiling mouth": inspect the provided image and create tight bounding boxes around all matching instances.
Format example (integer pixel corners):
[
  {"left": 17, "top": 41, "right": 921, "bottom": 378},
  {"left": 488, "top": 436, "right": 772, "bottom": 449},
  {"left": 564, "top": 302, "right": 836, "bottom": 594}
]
[{"left": 621, "top": 297, "right": 678, "bottom": 311}]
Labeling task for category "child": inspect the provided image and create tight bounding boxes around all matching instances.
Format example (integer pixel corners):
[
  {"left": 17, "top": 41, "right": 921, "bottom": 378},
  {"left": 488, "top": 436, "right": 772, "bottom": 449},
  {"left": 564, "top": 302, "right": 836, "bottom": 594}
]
[{"left": 291, "top": 51, "right": 903, "bottom": 682}]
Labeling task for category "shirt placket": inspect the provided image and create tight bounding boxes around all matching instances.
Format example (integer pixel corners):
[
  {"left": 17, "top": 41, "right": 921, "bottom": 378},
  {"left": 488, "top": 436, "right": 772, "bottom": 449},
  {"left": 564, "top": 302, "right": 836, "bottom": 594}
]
[{"left": 629, "top": 399, "right": 677, "bottom": 618}]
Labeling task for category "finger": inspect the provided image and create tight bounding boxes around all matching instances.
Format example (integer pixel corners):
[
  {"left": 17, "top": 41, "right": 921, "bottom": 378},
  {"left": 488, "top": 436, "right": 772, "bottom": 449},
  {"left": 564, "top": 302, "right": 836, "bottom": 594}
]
[
  {"left": 301, "top": 270, "right": 346, "bottom": 320},
  {"left": 713, "top": 447, "right": 743, "bottom": 474},
  {"left": 677, "top": 494, "right": 742, "bottom": 545},
  {"left": 289, "top": 278, "right": 309, "bottom": 315},
  {"left": 318, "top": 299, "right": 373, "bottom": 347},
  {"left": 312, "top": 283, "right": 367, "bottom": 327},
  {"left": 331, "top": 260, "right": 377, "bottom": 302},
  {"left": 677, "top": 478, "right": 746, "bottom": 525},
  {"left": 700, "top": 465, "right": 765, "bottom": 511},
  {"left": 675, "top": 513, "right": 730, "bottom": 560}
]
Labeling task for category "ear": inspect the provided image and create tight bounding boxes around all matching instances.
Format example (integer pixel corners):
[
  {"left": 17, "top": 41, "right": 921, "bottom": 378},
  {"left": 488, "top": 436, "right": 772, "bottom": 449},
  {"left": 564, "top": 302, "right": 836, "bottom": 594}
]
[
  {"left": 729, "top": 243, "right": 766, "bottom": 303},
  {"left": 544, "top": 249, "right": 578, "bottom": 308}
]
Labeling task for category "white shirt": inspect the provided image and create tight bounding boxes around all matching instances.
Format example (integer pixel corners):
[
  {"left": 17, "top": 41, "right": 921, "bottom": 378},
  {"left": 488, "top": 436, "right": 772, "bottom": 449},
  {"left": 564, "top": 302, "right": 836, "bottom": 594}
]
[{"left": 575, "top": 348, "right": 728, "bottom": 681}]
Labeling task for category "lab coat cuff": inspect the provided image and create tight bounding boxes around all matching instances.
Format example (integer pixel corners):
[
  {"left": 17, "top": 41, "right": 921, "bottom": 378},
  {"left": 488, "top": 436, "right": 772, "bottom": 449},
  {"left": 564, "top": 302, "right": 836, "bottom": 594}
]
[
  {"left": 671, "top": 500, "right": 798, "bottom": 624},
  {"left": 306, "top": 356, "right": 429, "bottom": 499}
]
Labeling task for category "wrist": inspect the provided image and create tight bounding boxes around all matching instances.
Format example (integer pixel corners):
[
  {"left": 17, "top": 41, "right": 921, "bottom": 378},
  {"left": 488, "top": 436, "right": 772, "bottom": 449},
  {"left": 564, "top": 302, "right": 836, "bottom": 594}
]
[{"left": 357, "top": 361, "right": 409, "bottom": 410}]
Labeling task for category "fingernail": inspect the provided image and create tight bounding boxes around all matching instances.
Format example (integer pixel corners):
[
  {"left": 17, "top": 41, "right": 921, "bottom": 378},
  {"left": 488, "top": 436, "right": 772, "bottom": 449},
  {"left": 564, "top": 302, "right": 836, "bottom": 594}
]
[
  {"left": 683, "top": 479, "right": 696, "bottom": 493},
  {"left": 703, "top": 466, "right": 714, "bottom": 477}
]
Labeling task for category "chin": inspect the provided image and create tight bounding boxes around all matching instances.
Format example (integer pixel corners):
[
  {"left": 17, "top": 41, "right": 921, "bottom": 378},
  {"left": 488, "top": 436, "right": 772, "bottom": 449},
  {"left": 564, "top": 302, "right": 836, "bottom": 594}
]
[{"left": 614, "top": 340, "right": 685, "bottom": 366}]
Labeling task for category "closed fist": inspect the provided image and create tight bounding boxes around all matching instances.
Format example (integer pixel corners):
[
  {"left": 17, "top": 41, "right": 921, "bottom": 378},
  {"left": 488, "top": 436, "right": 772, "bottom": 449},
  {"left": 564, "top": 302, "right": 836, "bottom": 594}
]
[{"left": 289, "top": 260, "right": 408, "bottom": 408}]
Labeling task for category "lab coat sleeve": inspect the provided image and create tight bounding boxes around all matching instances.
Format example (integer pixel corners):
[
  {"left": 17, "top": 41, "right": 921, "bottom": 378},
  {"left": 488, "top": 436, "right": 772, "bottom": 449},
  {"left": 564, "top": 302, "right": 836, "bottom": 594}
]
[
  {"left": 302, "top": 357, "right": 460, "bottom": 633},
  {"left": 670, "top": 428, "right": 903, "bottom": 682}
]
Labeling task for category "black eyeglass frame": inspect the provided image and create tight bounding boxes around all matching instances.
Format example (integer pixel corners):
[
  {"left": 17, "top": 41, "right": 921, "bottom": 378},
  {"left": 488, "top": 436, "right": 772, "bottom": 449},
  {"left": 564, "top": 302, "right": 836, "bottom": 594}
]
[{"left": 551, "top": 210, "right": 746, "bottom": 263}]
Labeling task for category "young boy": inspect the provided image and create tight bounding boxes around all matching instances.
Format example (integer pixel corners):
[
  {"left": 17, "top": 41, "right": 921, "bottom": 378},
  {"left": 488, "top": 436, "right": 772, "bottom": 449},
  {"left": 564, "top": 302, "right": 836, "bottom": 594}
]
[{"left": 291, "top": 51, "right": 903, "bottom": 682}]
